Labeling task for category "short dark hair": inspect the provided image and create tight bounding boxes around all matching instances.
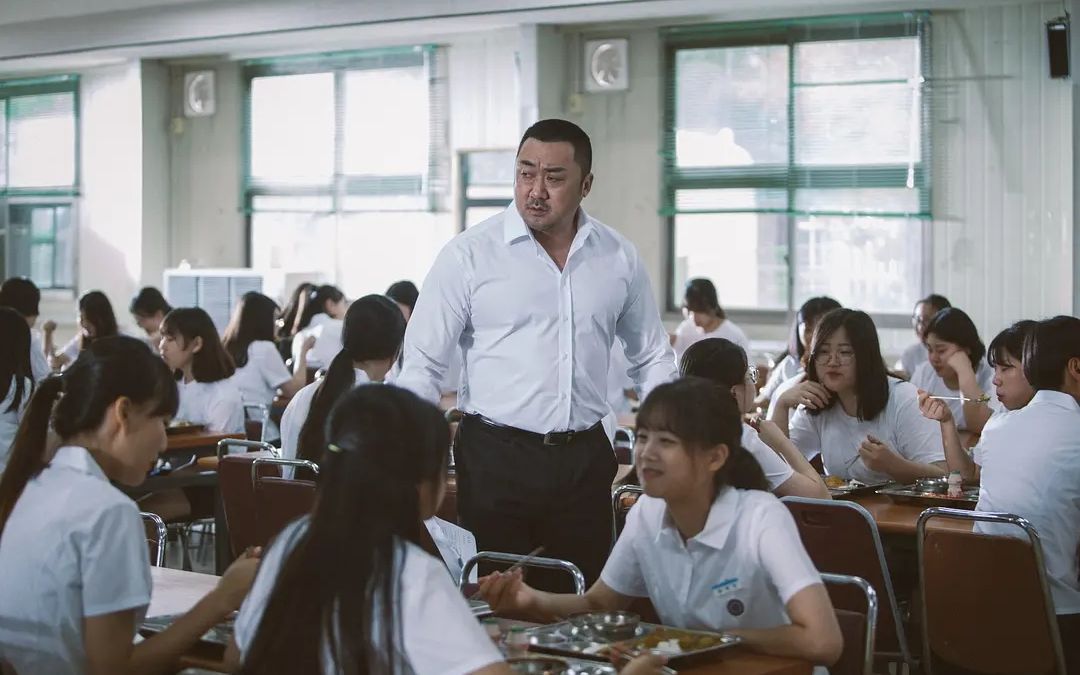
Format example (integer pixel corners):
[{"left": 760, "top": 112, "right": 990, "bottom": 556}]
[
  {"left": 385, "top": 281, "right": 419, "bottom": 313},
  {"left": 0, "top": 277, "right": 40, "bottom": 318},
  {"left": 1023, "top": 316, "right": 1080, "bottom": 392},
  {"left": 683, "top": 278, "right": 724, "bottom": 318},
  {"left": 161, "top": 307, "right": 236, "bottom": 383},
  {"left": 680, "top": 338, "right": 747, "bottom": 389},
  {"left": 806, "top": 308, "right": 890, "bottom": 421},
  {"left": 987, "top": 320, "right": 1038, "bottom": 368},
  {"left": 129, "top": 286, "right": 172, "bottom": 317},
  {"left": 789, "top": 296, "right": 842, "bottom": 360},
  {"left": 918, "top": 294, "right": 952, "bottom": 313},
  {"left": 518, "top": 119, "right": 593, "bottom": 176},
  {"left": 924, "top": 308, "right": 985, "bottom": 371}
]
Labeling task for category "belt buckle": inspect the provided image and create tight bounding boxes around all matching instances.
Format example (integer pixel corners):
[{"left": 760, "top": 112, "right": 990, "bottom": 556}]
[{"left": 543, "top": 430, "right": 575, "bottom": 446}]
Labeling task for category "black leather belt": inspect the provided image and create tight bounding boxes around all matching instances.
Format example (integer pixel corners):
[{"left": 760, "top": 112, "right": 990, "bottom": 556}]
[{"left": 465, "top": 413, "right": 602, "bottom": 446}]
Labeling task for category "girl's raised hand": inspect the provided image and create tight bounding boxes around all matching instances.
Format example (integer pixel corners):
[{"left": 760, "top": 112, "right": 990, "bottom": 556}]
[
  {"left": 477, "top": 567, "right": 536, "bottom": 617},
  {"left": 778, "top": 380, "right": 832, "bottom": 411},
  {"left": 917, "top": 389, "right": 953, "bottom": 423}
]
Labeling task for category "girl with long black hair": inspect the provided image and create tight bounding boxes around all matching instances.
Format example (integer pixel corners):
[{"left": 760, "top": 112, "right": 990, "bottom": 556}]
[
  {"left": 756, "top": 296, "right": 841, "bottom": 412},
  {"left": 47, "top": 290, "right": 120, "bottom": 371},
  {"left": 0, "top": 308, "right": 33, "bottom": 470},
  {"left": 481, "top": 378, "right": 842, "bottom": 669},
  {"left": 0, "top": 336, "right": 258, "bottom": 674},
  {"left": 280, "top": 294, "right": 405, "bottom": 462},
  {"left": 291, "top": 284, "right": 347, "bottom": 372},
  {"left": 159, "top": 307, "right": 244, "bottom": 433},
  {"left": 223, "top": 292, "right": 313, "bottom": 406}
]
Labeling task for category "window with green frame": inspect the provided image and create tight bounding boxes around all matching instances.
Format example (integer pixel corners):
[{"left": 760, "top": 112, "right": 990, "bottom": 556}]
[
  {"left": 243, "top": 47, "right": 450, "bottom": 289},
  {"left": 663, "top": 13, "right": 929, "bottom": 317},
  {"left": 0, "top": 75, "right": 79, "bottom": 289}
]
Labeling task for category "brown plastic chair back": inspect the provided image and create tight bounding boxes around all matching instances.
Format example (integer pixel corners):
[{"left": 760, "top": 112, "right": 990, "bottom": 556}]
[
  {"left": 917, "top": 508, "right": 1066, "bottom": 675},
  {"left": 251, "top": 457, "right": 319, "bottom": 546},
  {"left": 612, "top": 484, "right": 643, "bottom": 540},
  {"left": 782, "top": 497, "right": 910, "bottom": 666},
  {"left": 613, "top": 426, "right": 635, "bottom": 465},
  {"left": 821, "top": 573, "right": 878, "bottom": 675},
  {"left": 216, "top": 439, "right": 279, "bottom": 557}
]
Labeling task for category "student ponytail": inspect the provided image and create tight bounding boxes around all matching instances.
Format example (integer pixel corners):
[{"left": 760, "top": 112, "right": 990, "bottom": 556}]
[
  {"left": 0, "top": 336, "right": 178, "bottom": 539},
  {"left": 296, "top": 295, "right": 405, "bottom": 463},
  {"left": 636, "top": 377, "right": 768, "bottom": 495}
]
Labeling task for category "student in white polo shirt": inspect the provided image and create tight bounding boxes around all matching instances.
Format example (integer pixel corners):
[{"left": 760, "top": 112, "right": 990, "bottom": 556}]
[
  {"left": 0, "top": 336, "right": 258, "bottom": 675},
  {"left": 158, "top": 307, "right": 244, "bottom": 434},
  {"left": 774, "top": 309, "right": 946, "bottom": 484},
  {"left": 479, "top": 378, "right": 842, "bottom": 669},
  {"left": 680, "top": 338, "right": 829, "bottom": 499},
  {"left": 918, "top": 320, "right": 1037, "bottom": 482},
  {"left": 756, "top": 296, "right": 841, "bottom": 412},
  {"left": 970, "top": 315, "right": 1080, "bottom": 672},
  {"left": 291, "top": 284, "right": 348, "bottom": 373}
]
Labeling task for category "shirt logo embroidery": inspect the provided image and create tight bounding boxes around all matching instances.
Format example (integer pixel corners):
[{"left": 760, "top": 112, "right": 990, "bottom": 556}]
[
  {"left": 710, "top": 578, "right": 740, "bottom": 596},
  {"left": 727, "top": 598, "right": 745, "bottom": 617}
]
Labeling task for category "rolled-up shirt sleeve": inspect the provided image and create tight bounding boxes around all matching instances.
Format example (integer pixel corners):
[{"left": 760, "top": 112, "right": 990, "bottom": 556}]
[
  {"left": 396, "top": 244, "right": 471, "bottom": 404},
  {"left": 615, "top": 250, "right": 677, "bottom": 399}
]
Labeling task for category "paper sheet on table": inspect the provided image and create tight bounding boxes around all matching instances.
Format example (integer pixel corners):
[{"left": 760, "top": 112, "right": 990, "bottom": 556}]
[{"left": 424, "top": 517, "right": 478, "bottom": 583}]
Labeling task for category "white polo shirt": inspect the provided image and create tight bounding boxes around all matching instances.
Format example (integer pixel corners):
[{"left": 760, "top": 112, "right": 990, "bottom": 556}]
[
  {"left": 909, "top": 359, "right": 995, "bottom": 431},
  {"left": 0, "top": 445, "right": 151, "bottom": 674},
  {"left": 741, "top": 423, "right": 795, "bottom": 492},
  {"left": 602, "top": 488, "right": 821, "bottom": 634},
  {"left": 279, "top": 369, "right": 372, "bottom": 461},
  {"left": 760, "top": 354, "right": 800, "bottom": 402},
  {"left": 234, "top": 517, "right": 503, "bottom": 675},
  {"left": 766, "top": 371, "right": 806, "bottom": 421},
  {"left": 233, "top": 340, "right": 292, "bottom": 407},
  {"left": 176, "top": 376, "right": 244, "bottom": 434},
  {"left": 292, "top": 314, "right": 343, "bottom": 373},
  {"left": 788, "top": 378, "right": 944, "bottom": 483},
  {"left": 672, "top": 318, "right": 751, "bottom": 363},
  {"left": 975, "top": 390, "right": 1080, "bottom": 614}
]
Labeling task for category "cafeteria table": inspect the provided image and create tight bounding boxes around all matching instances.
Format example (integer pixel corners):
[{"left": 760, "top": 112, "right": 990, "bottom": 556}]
[
  {"left": 845, "top": 493, "right": 974, "bottom": 536},
  {"left": 147, "top": 568, "right": 812, "bottom": 674}
]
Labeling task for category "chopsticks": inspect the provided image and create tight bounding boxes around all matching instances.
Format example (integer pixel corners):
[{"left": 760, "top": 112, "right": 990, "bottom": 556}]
[
  {"left": 929, "top": 394, "right": 991, "bottom": 403},
  {"left": 468, "top": 545, "right": 545, "bottom": 601}
]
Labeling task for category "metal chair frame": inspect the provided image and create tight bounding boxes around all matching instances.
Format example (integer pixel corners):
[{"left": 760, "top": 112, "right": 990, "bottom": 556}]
[
  {"left": 821, "top": 572, "right": 878, "bottom": 675},
  {"left": 781, "top": 496, "right": 912, "bottom": 667},
  {"left": 613, "top": 425, "right": 636, "bottom": 464},
  {"left": 611, "top": 484, "right": 643, "bottom": 546},
  {"left": 243, "top": 402, "right": 272, "bottom": 443},
  {"left": 140, "top": 511, "right": 167, "bottom": 567},
  {"left": 916, "top": 507, "right": 1067, "bottom": 675},
  {"left": 217, "top": 438, "right": 279, "bottom": 460},
  {"left": 250, "top": 457, "right": 320, "bottom": 484},
  {"left": 458, "top": 552, "right": 586, "bottom": 595}
]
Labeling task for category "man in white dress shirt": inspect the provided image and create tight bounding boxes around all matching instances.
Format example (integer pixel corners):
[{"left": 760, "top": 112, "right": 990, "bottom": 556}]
[{"left": 397, "top": 119, "right": 676, "bottom": 589}]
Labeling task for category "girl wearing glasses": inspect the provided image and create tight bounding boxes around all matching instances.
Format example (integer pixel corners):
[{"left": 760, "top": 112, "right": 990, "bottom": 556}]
[{"left": 773, "top": 309, "right": 946, "bottom": 484}]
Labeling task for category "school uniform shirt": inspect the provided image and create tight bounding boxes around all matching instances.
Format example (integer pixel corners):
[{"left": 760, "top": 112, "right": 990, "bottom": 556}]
[
  {"left": 59, "top": 335, "right": 81, "bottom": 363},
  {"left": 909, "top": 359, "right": 995, "bottom": 431},
  {"left": 0, "top": 445, "right": 151, "bottom": 674},
  {"left": 760, "top": 354, "right": 800, "bottom": 403},
  {"left": 742, "top": 423, "right": 795, "bottom": 492},
  {"left": 765, "top": 371, "right": 806, "bottom": 421},
  {"left": 234, "top": 340, "right": 293, "bottom": 406},
  {"left": 897, "top": 341, "right": 927, "bottom": 378},
  {"left": 788, "top": 378, "right": 945, "bottom": 483},
  {"left": 602, "top": 488, "right": 821, "bottom": 638},
  {"left": 397, "top": 206, "right": 676, "bottom": 435},
  {"left": 672, "top": 317, "right": 751, "bottom": 363},
  {"left": 974, "top": 390, "right": 1080, "bottom": 614},
  {"left": 292, "top": 314, "right": 344, "bottom": 373},
  {"left": 970, "top": 407, "right": 1016, "bottom": 467},
  {"left": 28, "top": 329, "right": 50, "bottom": 382},
  {"left": 0, "top": 377, "right": 31, "bottom": 472},
  {"left": 280, "top": 369, "right": 372, "bottom": 461},
  {"left": 176, "top": 377, "right": 245, "bottom": 433},
  {"left": 234, "top": 517, "right": 504, "bottom": 675}
]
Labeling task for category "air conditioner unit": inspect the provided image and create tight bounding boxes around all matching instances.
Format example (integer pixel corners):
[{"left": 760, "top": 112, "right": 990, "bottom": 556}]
[{"left": 163, "top": 267, "right": 264, "bottom": 334}]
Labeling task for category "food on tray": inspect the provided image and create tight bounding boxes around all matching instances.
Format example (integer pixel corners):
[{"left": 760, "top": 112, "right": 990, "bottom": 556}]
[
  {"left": 824, "top": 475, "right": 846, "bottom": 488},
  {"left": 623, "top": 628, "right": 724, "bottom": 653}
]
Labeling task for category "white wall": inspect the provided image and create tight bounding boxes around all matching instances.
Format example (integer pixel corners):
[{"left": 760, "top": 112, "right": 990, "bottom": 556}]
[{"left": 931, "top": 3, "right": 1074, "bottom": 336}]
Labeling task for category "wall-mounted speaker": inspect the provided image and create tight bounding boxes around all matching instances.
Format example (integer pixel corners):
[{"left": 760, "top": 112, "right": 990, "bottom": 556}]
[{"left": 1047, "top": 16, "right": 1070, "bottom": 79}]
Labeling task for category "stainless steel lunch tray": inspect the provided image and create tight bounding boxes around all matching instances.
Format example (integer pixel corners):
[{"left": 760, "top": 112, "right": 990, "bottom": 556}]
[
  {"left": 524, "top": 621, "right": 741, "bottom": 667},
  {"left": 876, "top": 483, "right": 979, "bottom": 507},
  {"left": 825, "top": 479, "right": 892, "bottom": 498},
  {"left": 507, "top": 656, "right": 617, "bottom": 674}
]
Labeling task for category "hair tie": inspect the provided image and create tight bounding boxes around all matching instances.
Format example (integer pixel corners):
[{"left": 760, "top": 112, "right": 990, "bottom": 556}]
[{"left": 327, "top": 443, "right": 343, "bottom": 453}]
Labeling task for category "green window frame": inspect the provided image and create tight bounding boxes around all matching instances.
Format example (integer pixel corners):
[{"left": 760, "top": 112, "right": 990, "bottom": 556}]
[{"left": 662, "top": 13, "right": 930, "bottom": 321}]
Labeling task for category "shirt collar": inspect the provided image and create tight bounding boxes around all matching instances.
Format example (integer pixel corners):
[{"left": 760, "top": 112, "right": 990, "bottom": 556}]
[
  {"left": 353, "top": 369, "right": 373, "bottom": 385},
  {"left": 1031, "top": 389, "right": 1080, "bottom": 412},
  {"left": 48, "top": 445, "right": 109, "bottom": 483},
  {"left": 502, "top": 205, "right": 597, "bottom": 248},
  {"left": 656, "top": 486, "right": 739, "bottom": 551}
]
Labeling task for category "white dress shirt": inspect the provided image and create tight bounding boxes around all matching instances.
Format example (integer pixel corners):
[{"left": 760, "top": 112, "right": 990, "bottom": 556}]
[
  {"left": 280, "top": 369, "right": 372, "bottom": 461},
  {"left": 397, "top": 206, "right": 677, "bottom": 434},
  {"left": 292, "top": 313, "right": 344, "bottom": 372},
  {"left": 0, "top": 446, "right": 152, "bottom": 674},
  {"left": 175, "top": 377, "right": 245, "bottom": 433},
  {"left": 909, "top": 359, "right": 995, "bottom": 431},
  {"left": 672, "top": 317, "right": 751, "bottom": 363},
  {"left": 234, "top": 517, "right": 504, "bottom": 675},
  {"left": 602, "top": 488, "right": 821, "bottom": 636},
  {"left": 789, "top": 378, "right": 945, "bottom": 483},
  {"left": 975, "top": 390, "right": 1080, "bottom": 614}
]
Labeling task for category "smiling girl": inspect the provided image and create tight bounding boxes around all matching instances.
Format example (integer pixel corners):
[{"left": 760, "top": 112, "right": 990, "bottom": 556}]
[
  {"left": 774, "top": 309, "right": 946, "bottom": 484},
  {"left": 480, "top": 378, "right": 842, "bottom": 669}
]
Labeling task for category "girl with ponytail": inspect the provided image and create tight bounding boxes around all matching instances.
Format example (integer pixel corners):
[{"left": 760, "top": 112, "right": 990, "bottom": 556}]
[
  {"left": 480, "top": 378, "right": 843, "bottom": 669},
  {"left": 280, "top": 294, "right": 405, "bottom": 462},
  {"left": 0, "top": 336, "right": 259, "bottom": 675}
]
